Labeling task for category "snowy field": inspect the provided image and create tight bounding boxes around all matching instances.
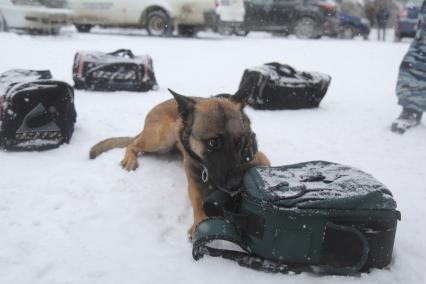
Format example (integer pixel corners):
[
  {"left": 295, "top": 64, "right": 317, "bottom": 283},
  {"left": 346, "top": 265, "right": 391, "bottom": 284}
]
[{"left": 1, "top": 29, "right": 426, "bottom": 284}]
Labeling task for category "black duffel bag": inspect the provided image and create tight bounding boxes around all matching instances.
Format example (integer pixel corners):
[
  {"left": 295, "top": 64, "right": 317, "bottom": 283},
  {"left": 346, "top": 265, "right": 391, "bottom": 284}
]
[
  {"left": 72, "top": 49, "right": 158, "bottom": 92},
  {"left": 239, "top": 62, "right": 331, "bottom": 110},
  {"left": 0, "top": 69, "right": 76, "bottom": 151}
]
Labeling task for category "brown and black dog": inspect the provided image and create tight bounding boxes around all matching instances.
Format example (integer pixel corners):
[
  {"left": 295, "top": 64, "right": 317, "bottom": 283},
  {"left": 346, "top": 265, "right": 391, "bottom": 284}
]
[{"left": 89, "top": 88, "right": 270, "bottom": 237}]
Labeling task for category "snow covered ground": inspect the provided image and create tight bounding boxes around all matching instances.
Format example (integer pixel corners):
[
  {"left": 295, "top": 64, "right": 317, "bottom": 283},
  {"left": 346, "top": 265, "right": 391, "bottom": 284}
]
[{"left": 1, "top": 29, "right": 426, "bottom": 284}]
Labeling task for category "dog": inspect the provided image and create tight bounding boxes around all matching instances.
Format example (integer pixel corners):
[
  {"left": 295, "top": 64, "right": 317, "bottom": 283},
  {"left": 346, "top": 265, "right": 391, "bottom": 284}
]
[{"left": 89, "top": 87, "right": 270, "bottom": 238}]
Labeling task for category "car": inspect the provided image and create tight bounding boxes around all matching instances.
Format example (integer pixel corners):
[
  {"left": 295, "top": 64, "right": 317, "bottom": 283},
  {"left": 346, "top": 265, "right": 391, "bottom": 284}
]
[
  {"left": 204, "top": 0, "right": 247, "bottom": 35},
  {"left": 339, "top": 12, "right": 371, "bottom": 39},
  {"left": 68, "top": 0, "right": 215, "bottom": 37},
  {"left": 205, "top": 0, "right": 340, "bottom": 39},
  {"left": 0, "top": 0, "right": 72, "bottom": 34},
  {"left": 334, "top": 0, "right": 370, "bottom": 40},
  {"left": 395, "top": 0, "right": 423, "bottom": 41}
]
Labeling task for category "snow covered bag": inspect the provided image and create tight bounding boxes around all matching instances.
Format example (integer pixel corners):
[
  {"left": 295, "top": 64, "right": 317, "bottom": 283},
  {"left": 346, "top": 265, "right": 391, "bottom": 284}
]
[
  {"left": 72, "top": 49, "right": 158, "bottom": 92},
  {"left": 0, "top": 69, "right": 76, "bottom": 151},
  {"left": 193, "top": 161, "right": 400, "bottom": 275},
  {"left": 239, "top": 62, "right": 331, "bottom": 109}
]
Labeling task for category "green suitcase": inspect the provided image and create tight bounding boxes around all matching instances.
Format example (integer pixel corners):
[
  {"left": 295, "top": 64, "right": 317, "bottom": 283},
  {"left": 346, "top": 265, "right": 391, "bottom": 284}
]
[{"left": 193, "top": 161, "right": 401, "bottom": 275}]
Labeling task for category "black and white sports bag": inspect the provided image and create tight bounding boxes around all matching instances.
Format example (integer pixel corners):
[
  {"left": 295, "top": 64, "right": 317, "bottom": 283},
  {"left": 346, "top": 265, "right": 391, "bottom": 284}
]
[
  {"left": 0, "top": 69, "right": 76, "bottom": 151},
  {"left": 239, "top": 62, "right": 331, "bottom": 110},
  {"left": 72, "top": 49, "right": 158, "bottom": 92}
]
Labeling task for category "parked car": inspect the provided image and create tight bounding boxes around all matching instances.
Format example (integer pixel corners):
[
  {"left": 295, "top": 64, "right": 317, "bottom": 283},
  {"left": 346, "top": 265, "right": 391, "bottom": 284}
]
[
  {"left": 338, "top": 12, "right": 371, "bottom": 39},
  {"left": 245, "top": 0, "right": 340, "bottom": 39},
  {"left": 327, "top": 0, "right": 370, "bottom": 39},
  {"left": 68, "top": 0, "right": 215, "bottom": 37},
  {"left": 395, "top": 0, "right": 423, "bottom": 41},
  {"left": 0, "top": 0, "right": 72, "bottom": 34},
  {"left": 205, "top": 0, "right": 340, "bottom": 39},
  {"left": 204, "top": 0, "right": 247, "bottom": 35}
]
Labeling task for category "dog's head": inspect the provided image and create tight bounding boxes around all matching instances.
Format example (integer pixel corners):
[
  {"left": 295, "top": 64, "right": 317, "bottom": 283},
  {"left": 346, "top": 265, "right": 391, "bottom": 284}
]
[{"left": 169, "top": 87, "right": 257, "bottom": 192}]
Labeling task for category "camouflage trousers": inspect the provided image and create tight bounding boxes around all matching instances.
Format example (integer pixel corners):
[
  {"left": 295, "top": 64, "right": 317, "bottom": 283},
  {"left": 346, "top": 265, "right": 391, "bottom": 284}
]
[{"left": 396, "top": 39, "right": 426, "bottom": 112}]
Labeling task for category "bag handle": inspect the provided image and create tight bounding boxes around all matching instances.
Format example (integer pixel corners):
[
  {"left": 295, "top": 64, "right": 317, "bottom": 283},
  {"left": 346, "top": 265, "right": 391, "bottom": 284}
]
[
  {"left": 203, "top": 191, "right": 265, "bottom": 239},
  {"left": 265, "top": 62, "right": 297, "bottom": 77},
  {"left": 108, "top": 49, "right": 135, "bottom": 58},
  {"left": 193, "top": 217, "right": 290, "bottom": 273},
  {"left": 319, "top": 222, "right": 370, "bottom": 275}
]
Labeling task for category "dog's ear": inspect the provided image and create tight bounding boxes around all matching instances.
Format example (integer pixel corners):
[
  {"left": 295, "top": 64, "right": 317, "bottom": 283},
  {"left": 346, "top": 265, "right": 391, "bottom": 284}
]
[
  {"left": 168, "top": 89, "right": 196, "bottom": 118},
  {"left": 231, "top": 77, "right": 256, "bottom": 109},
  {"left": 231, "top": 88, "right": 247, "bottom": 109}
]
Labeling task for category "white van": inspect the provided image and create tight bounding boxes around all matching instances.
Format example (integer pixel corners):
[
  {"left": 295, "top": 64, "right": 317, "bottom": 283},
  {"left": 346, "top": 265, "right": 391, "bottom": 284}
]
[
  {"left": 68, "top": 0, "right": 215, "bottom": 36},
  {"left": 0, "top": 0, "right": 72, "bottom": 34},
  {"left": 205, "top": 0, "right": 246, "bottom": 35}
]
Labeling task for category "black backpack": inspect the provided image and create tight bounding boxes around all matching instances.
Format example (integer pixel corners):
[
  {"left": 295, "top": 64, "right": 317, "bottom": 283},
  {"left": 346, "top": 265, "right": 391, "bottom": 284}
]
[
  {"left": 0, "top": 69, "right": 76, "bottom": 151},
  {"left": 239, "top": 62, "right": 331, "bottom": 110},
  {"left": 72, "top": 49, "right": 158, "bottom": 92}
]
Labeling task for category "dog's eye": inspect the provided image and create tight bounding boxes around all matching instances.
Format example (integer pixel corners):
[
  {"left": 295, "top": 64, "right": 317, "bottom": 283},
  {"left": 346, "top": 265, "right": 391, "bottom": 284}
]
[{"left": 207, "top": 138, "right": 220, "bottom": 150}]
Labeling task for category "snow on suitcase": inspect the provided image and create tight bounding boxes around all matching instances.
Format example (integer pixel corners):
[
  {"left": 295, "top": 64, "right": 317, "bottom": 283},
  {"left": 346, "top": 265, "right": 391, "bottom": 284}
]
[
  {"left": 72, "top": 49, "right": 158, "bottom": 92},
  {"left": 0, "top": 69, "right": 76, "bottom": 151},
  {"left": 239, "top": 62, "right": 331, "bottom": 110}
]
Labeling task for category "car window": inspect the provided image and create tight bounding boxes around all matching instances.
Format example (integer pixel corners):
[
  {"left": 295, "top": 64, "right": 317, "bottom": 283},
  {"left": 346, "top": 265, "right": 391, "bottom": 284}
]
[
  {"left": 248, "top": 0, "right": 274, "bottom": 5},
  {"left": 340, "top": 0, "right": 366, "bottom": 18},
  {"left": 404, "top": 0, "right": 424, "bottom": 6},
  {"left": 11, "top": 0, "right": 68, "bottom": 7},
  {"left": 39, "top": 0, "right": 68, "bottom": 8},
  {"left": 11, "top": 0, "right": 43, "bottom": 6}
]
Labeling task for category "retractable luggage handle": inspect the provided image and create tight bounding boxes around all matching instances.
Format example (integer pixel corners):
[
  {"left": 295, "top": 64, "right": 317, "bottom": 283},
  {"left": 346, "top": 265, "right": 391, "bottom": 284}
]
[{"left": 108, "top": 49, "right": 135, "bottom": 58}]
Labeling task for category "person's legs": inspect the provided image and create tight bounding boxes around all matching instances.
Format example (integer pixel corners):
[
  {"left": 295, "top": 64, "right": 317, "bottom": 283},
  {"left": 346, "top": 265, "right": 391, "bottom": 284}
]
[
  {"left": 392, "top": 42, "right": 426, "bottom": 133},
  {"left": 377, "top": 24, "right": 381, "bottom": 40},
  {"left": 396, "top": 43, "right": 426, "bottom": 112},
  {"left": 383, "top": 26, "right": 386, "bottom": 41}
]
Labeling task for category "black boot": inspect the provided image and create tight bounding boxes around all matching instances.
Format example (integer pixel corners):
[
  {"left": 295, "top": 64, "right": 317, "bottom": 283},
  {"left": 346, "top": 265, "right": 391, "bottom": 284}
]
[{"left": 391, "top": 108, "right": 423, "bottom": 134}]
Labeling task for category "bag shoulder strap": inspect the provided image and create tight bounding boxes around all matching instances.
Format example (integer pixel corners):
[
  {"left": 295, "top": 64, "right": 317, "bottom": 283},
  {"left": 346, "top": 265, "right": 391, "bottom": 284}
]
[
  {"left": 193, "top": 218, "right": 370, "bottom": 275},
  {"left": 193, "top": 217, "right": 290, "bottom": 273}
]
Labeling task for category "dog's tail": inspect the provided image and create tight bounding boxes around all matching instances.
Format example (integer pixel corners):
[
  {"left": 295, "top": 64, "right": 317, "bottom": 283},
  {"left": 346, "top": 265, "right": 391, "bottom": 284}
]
[{"left": 89, "top": 137, "right": 134, "bottom": 159}]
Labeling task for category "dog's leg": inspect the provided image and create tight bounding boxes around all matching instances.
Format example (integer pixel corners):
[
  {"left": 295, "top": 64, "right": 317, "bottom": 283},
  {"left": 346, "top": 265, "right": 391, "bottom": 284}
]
[
  {"left": 121, "top": 122, "right": 177, "bottom": 171},
  {"left": 179, "top": 148, "right": 207, "bottom": 239},
  {"left": 187, "top": 176, "right": 207, "bottom": 239},
  {"left": 121, "top": 137, "right": 144, "bottom": 171}
]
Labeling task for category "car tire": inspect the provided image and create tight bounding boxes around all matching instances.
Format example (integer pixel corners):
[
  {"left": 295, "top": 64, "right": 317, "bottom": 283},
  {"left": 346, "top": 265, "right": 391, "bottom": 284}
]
[
  {"left": 48, "top": 28, "right": 61, "bottom": 35},
  {"left": 178, "top": 25, "right": 197, "bottom": 37},
  {"left": 146, "top": 10, "right": 172, "bottom": 37},
  {"left": 218, "top": 25, "right": 234, "bottom": 36},
  {"left": 271, "top": 31, "right": 288, "bottom": 37},
  {"left": 293, "top": 17, "right": 319, "bottom": 39},
  {"left": 0, "top": 11, "right": 7, "bottom": 32},
  {"left": 234, "top": 27, "right": 249, "bottom": 36},
  {"left": 339, "top": 25, "right": 356, "bottom": 39},
  {"left": 75, "top": 24, "right": 93, "bottom": 33}
]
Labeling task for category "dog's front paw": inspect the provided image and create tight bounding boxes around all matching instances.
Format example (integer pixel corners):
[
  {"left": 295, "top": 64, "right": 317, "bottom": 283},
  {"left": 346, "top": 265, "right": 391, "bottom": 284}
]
[
  {"left": 188, "top": 224, "right": 197, "bottom": 242},
  {"left": 120, "top": 157, "right": 139, "bottom": 171}
]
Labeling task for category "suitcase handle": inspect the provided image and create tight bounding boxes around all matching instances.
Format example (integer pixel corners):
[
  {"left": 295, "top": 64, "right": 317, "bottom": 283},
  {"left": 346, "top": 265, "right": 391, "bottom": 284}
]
[
  {"left": 108, "top": 49, "right": 135, "bottom": 58},
  {"left": 265, "top": 62, "right": 297, "bottom": 77}
]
